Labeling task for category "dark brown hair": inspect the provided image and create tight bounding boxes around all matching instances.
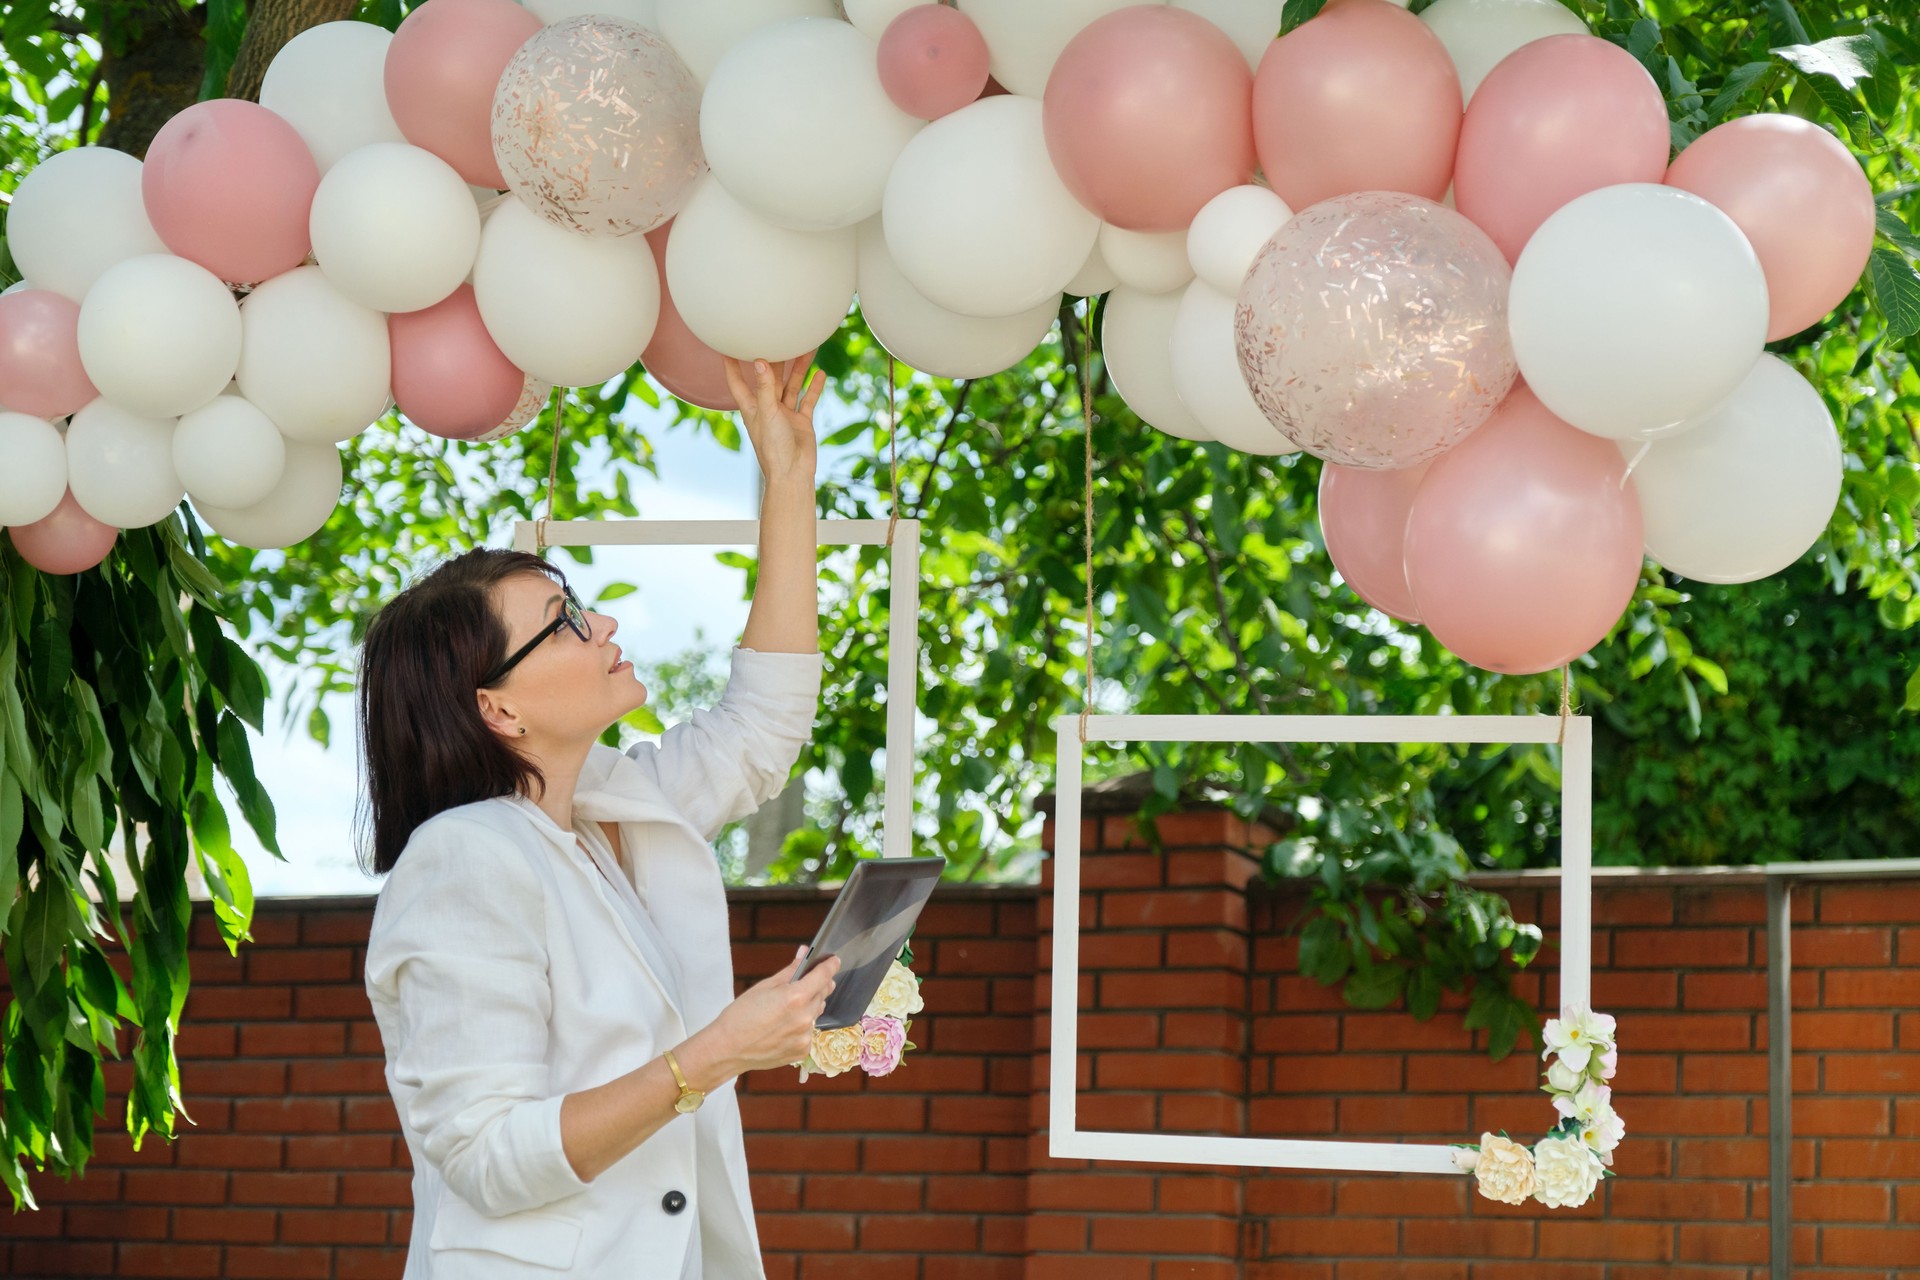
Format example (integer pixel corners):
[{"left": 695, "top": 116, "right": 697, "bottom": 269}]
[{"left": 355, "top": 548, "right": 561, "bottom": 876}]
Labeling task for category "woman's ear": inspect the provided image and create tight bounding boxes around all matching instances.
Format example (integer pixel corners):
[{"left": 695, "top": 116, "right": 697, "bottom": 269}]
[{"left": 475, "top": 688, "right": 524, "bottom": 739}]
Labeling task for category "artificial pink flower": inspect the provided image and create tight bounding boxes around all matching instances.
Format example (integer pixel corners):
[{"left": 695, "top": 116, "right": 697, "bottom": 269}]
[{"left": 858, "top": 1015, "right": 908, "bottom": 1076}]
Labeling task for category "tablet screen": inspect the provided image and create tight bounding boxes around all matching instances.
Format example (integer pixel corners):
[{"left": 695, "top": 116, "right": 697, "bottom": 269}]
[{"left": 794, "top": 856, "right": 945, "bottom": 1029}]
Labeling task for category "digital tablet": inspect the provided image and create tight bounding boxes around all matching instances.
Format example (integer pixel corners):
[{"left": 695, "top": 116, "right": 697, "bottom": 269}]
[{"left": 793, "top": 855, "right": 946, "bottom": 1029}]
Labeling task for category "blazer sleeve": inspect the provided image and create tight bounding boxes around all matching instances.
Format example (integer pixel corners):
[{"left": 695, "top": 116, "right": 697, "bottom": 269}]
[
  {"left": 625, "top": 645, "right": 825, "bottom": 843},
  {"left": 362, "top": 815, "right": 591, "bottom": 1217}
]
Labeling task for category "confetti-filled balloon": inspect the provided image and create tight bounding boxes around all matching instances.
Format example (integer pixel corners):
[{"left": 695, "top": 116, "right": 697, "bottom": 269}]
[
  {"left": 473, "top": 374, "right": 554, "bottom": 444},
  {"left": 493, "top": 15, "right": 706, "bottom": 237},
  {"left": 1234, "top": 191, "right": 1515, "bottom": 470}
]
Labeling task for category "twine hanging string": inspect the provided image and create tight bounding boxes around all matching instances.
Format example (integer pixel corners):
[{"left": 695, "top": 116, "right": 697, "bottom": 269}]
[
  {"left": 1077, "top": 303, "right": 1096, "bottom": 746},
  {"left": 1557, "top": 664, "right": 1575, "bottom": 747},
  {"left": 535, "top": 384, "right": 565, "bottom": 553},
  {"left": 884, "top": 355, "right": 901, "bottom": 548}
]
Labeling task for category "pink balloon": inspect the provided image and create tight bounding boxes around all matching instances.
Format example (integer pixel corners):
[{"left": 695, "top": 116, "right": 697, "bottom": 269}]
[
  {"left": 1404, "top": 384, "right": 1643, "bottom": 675},
  {"left": 1454, "top": 35, "right": 1669, "bottom": 264},
  {"left": 641, "top": 221, "right": 735, "bottom": 412},
  {"left": 8, "top": 489, "right": 118, "bottom": 575},
  {"left": 142, "top": 99, "right": 321, "bottom": 285},
  {"left": 1665, "top": 114, "right": 1876, "bottom": 342},
  {"left": 0, "top": 289, "right": 97, "bottom": 418},
  {"left": 878, "top": 5, "right": 991, "bottom": 121},
  {"left": 389, "top": 284, "right": 526, "bottom": 440},
  {"left": 1252, "top": 0, "right": 1460, "bottom": 210},
  {"left": 1045, "top": 5, "right": 1255, "bottom": 231},
  {"left": 386, "top": 0, "right": 543, "bottom": 190},
  {"left": 1319, "top": 461, "right": 1430, "bottom": 623}
]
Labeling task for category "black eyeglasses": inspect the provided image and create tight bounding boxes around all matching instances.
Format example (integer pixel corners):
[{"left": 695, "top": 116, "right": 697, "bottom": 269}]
[{"left": 480, "top": 586, "right": 591, "bottom": 687}]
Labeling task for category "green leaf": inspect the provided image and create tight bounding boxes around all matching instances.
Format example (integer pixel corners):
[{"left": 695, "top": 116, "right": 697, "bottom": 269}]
[
  {"left": 1877, "top": 207, "right": 1920, "bottom": 259},
  {"left": 1705, "top": 61, "right": 1774, "bottom": 121},
  {"left": 1407, "top": 967, "right": 1442, "bottom": 1022},
  {"left": 595, "top": 582, "right": 638, "bottom": 602},
  {"left": 1343, "top": 963, "right": 1406, "bottom": 1011},
  {"left": 1299, "top": 915, "right": 1351, "bottom": 985},
  {"left": 1905, "top": 662, "right": 1920, "bottom": 713},
  {"left": 1868, "top": 247, "right": 1920, "bottom": 339}
]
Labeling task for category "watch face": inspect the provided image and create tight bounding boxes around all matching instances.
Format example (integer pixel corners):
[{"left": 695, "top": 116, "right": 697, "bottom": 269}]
[{"left": 675, "top": 1091, "right": 704, "bottom": 1114}]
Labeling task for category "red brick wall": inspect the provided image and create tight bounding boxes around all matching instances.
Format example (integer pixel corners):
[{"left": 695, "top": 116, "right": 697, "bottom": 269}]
[{"left": 3, "top": 812, "right": 1917, "bottom": 1279}]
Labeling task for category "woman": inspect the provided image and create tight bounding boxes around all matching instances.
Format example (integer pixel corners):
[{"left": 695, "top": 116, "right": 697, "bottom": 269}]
[{"left": 357, "top": 356, "right": 840, "bottom": 1279}]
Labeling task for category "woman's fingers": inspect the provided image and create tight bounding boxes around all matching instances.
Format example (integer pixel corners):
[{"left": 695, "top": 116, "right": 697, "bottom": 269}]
[
  {"left": 752, "top": 358, "right": 781, "bottom": 422},
  {"left": 721, "top": 356, "right": 754, "bottom": 416},
  {"left": 780, "top": 354, "right": 813, "bottom": 406},
  {"left": 799, "top": 369, "right": 826, "bottom": 422}
]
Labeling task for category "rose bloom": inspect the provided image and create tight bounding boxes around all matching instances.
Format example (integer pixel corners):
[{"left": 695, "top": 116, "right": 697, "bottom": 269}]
[
  {"left": 869, "top": 960, "right": 925, "bottom": 1020},
  {"left": 809, "top": 1025, "right": 865, "bottom": 1077},
  {"left": 858, "top": 1015, "right": 908, "bottom": 1076},
  {"left": 1533, "top": 1135, "right": 1605, "bottom": 1208},
  {"left": 1473, "top": 1133, "right": 1536, "bottom": 1206}
]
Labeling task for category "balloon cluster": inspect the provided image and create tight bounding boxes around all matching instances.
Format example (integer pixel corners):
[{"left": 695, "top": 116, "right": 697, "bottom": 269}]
[{"left": 0, "top": 0, "right": 1872, "bottom": 684}]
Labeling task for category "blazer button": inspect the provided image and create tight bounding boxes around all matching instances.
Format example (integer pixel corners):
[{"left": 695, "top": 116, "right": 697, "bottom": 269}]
[{"left": 662, "top": 1190, "right": 687, "bottom": 1215}]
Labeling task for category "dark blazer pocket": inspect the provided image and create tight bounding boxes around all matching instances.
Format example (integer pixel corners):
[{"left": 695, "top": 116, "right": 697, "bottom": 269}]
[{"left": 429, "top": 1190, "right": 585, "bottom": 1270}]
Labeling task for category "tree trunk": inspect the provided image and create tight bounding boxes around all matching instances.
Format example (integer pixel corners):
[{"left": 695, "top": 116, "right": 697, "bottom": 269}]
[
  {"left": 226, "top": 0, "right": 361, "bottom": 103},
  {"left": 96, "top": 1, "right": 207, "bottom": 157}
]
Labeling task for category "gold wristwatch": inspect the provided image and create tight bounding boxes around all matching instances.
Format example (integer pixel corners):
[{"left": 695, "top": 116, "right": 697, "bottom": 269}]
[{"left": 663, "top": 1048, "right": 705, "bottom": 1115}]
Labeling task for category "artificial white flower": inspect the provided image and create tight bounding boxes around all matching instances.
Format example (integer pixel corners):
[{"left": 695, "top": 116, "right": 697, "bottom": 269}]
[
  {"left": 1545, "top": 1059, "right": 1585, "bottom": 1094},
  {"left": 1473, "top": 1133, "right": 1536, "bottom": 1206},
  {"left": 1553, "top": 1080, "right": 1612, "bottom": 1122},
  {"left": 1542, "top": 1005, "right": 1616, "bottom": 1074},
  {"left": 868, "top": 960, "right": 925, "bottom": 1020},
  {"left": 1450, "top": 1147, "right": 1479, "bottom": 1172},
  {"left": 1575, "top": 1099, "right": 1627, "bottom": 1161},
  {"left": 1532, "top": 1135, "right": 1605, "bottom": 1208}
]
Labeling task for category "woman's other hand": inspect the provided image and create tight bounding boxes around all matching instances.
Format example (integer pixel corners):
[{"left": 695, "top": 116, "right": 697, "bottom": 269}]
[
  {"left": 706, "top": 943, "right": 840, "bottom": 1074},
  {"left": 723, "top": 354, "right": 823, "bottom": 491}
]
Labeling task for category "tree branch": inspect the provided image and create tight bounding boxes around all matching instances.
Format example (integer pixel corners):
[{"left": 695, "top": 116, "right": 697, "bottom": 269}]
[{"left": 1178, "top": 508, "right": 1271, "bottom": 713}]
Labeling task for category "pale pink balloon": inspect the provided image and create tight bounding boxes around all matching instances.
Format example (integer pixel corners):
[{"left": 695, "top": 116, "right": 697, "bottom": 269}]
[
  {"left": 389, "top": 284, "right": 526, "bottom": 440},
  {"left": 641, "top": 220, "right": 734, "bottom": 412},
  {"left": 1665, "top": 114, "right": 1876, "bottom": 341},
  {"left": 879, "top": 4, "right": 991, "bottom": 121},
  {"left": 0, "top": 289, "right": 97, "bottom": 418},
  {"left": 1045, "top": 5, "right": 1256, "bottom": 231},
  {"left": 1404, "top": 384, "right": 1644, "bottom": 675},
  {"left": 1454, "top": 34, "right": 1669, "bottom": 264},
  {"left": 1319, "top": 460, "right": 1430, "bottom": 623},
  {"left": 8, "top": 489, "right": 118, "bottom": 575},
  {"left": 1252, "top": 0, "right": 1461, "bottom": 210},
  {"left": 142, "top": 99, "right": 321, "bottom": 284},
  {"left": 386, "top": 0, "right": 543, "bottom": 190}
]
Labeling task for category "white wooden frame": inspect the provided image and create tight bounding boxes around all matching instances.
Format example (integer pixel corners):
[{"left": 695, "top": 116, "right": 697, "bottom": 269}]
[
  {"left": 514, "top": 518, "right": 922, "bottom": 860},
  {"left": 1048, "top": 713, "right": 1593, "bottom": 1174}
]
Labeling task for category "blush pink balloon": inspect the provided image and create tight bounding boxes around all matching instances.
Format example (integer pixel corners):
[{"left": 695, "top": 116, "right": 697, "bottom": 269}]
[
  {"left": 142, "top": 99, "right": 321, "bottom": 284},
  {"left": 0, "top": 289, "right": 97, "bottom": 418},
  {"left": 1454, "top": 34, "right": 1669, "bottom": 264},
  {"left": 1319, "top": 460, "right": 1430, "bottom": 623},
  {"left": 1665, "top": 114, "right": 1876, "bottom": 341},
  {"left": 389, "top": 284, "right": 526, "bottom": 440},
  {"left": 1252, "top": 0, "right": 1461, "bottom": 210},
  {"left": 8, "top": 489, "right": 118, "bottom": 575},
  {"left": 1044, "top": 5, "right": 1256, "bottom": 231},
  {"left": 879, "top": 4, "right": 991, "bottom": 121},
  {"left": 641, "top": 220, "right": 734, "bottom": 412},
  {"left": 1404, "top": 384, "right": 1643, "bottom": 675},
  {"left": 386, "top": 0, "right": 543, "bottom": 190}
]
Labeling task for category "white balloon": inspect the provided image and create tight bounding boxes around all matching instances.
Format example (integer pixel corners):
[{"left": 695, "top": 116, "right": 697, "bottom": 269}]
[
  {"left": 77, "top": 255, "right": 242, "bottom": 419},
  {"left": 7, "top": 148, "right": 168, "bottom": 302},
  {"left": 526, "top": 0, "right": 656, "bottom": 25},
  {"left": 702, "top": 19, "right": 921, "bottom": 231},
  {"left": 1510, "top": 184, "right": 1767, "bottom": 441},
  {"left": 173, "top": 395, "right": 288, "bottom": 509},
  {"left": 0, "top": 412, "right": 68, "bottom": 525},
  {"left": 1099, "top": 224, "right": 1193, "bottom": 294},
  {"left": 883, "top": 96, "right": 1099, "bottom": 318},
  {"left": 1419, "top": 0, "right": 1588, "bottom": 102},
  {"left": 194, "top": 439, "right": 343, "bottom": 550},
  {"left": 665, "top": 174, "right": 854, "bottom": 361},
  {"left": 259, "top": 21, "right": 406, "bottom": 173},
  {"left": 1102, "top": 286, "right": 1209, "bottom": 442},
  {"left": 473, "top": 195, "right": 661, "bottom": 386},
  {"left": 654, "top": 0, "right": 836, "bottom": 83},
  {"left": 1187, "top": 184, "right": 1292, "bottom": 296},
  {"left": 1172, "top": 0, "right": 1284, "bottom": 71},
  {"left": 855, "top": 218, "right": 1057, "bottom": 378},
  {"left": 842, "top": 0, "right": 920, "bottom": 40},
  {"left": 310, "top": 143, "right": 480, "bottom": 313},
  {"left": 1170, "top": 281, "right": 1296, "bottom": 454},
  {"left": 957, "top": 0, "right": 1150, "bottom": 97},
  {"left": 65, "top": 399, "right": 185, "bottom": 528},
  {"left": 1065, "top": 240, "right": 1119, "bottom": 298},
  {"left": 237, "top": 266, "right": 391, "bottom": 443},
  {"left": 1632, "top": 354, "right": 1841, "bottom": 584}
]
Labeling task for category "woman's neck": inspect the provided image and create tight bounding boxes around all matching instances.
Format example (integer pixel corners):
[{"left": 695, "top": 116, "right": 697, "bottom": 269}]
[{"left": 520, "top": 736, "right": 593, "bottom": 832}]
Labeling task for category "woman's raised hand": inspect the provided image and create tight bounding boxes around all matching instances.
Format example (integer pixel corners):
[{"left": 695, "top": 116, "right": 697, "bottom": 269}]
[
  {"left": 709, "top": 944, "right": 841, "bottom": 1074},
  {"left": 723, "top": 354, "right": 823, "bottom": 491}
]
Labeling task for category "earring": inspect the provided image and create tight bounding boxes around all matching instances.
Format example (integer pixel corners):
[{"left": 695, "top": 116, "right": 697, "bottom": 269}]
[{"left": 518, "top": 727, "right": 527, "bottom": 735}]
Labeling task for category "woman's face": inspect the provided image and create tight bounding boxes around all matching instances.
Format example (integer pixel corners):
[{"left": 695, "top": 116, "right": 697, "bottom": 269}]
[{"left": 477, "top": 572, "right": 648, "bottom": 744}]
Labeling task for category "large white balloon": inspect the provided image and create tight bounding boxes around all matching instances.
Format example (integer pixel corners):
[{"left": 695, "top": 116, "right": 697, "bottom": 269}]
[
  {"left": 1187, "top": 184, "right": 1292, "bottom": 296},
  {"left": 7, "top": 147, "right": 168, "bottom": 302},
  {"left": 654, "top": 0, "right": 836, "bottom": 83},
  {"left": 173, "top": 394, "right": 288, "bottom": 509},
  {"left": 1172, "top": 0, "right": 1284, "bottom": 71},
  {"left": 77, "top": 255, "right": 242, "bottom": 419},
  {"left": 0, "top": 412, "right": 68, "bottom": 526},
  {"left": 526, "top": 0, "right": 656, "bottom": 24},
  {"left": 472, "top": 195, "right": 661, "bottom": 386},
  {"left": 237, "top": 266, "right": 392, "bottom": 444},
  {"left": 1419, "top": 0, "right": 1588, "bottom": 102},
  {"left": 259, "top": 21, "right": 407, "bottom": 173},
  {"left": 957, "top": 0, "right": 1147, "bottom": 97},
  {"left": 1633, "top": 354, "right": 1842, "bottom": 584},
  {"left": 1065, "top": 240, "right": 1119, "bottom": 298},
  {"left": 65, "top": 399, "right": 185, "bottom": 529},
  {"left": 194, "top": 440, "right": 343, "bottom": 550},
  {"left": 1171, "top": 281, "right": 1296, "bottom": 454},
  {"left": 843, "top": 0, "right": 921, "bottom": 40},
  {"left": 883, "top": 96, "right": 1100, "bottom": 318},
  {"left": 1510, "top": 184, "right": 1768, "bottom": 441},
  {"left": 702, "top": 18, "right": 922, "bottom": 231},
  {"left": 1102, "top": 285, "right": 1209, "bottom": 442},
  {"left": 310, "top": 143, "right": 480, "bottom": 313},
  {"left": 665, "top": 174, "right": 854, "bottom": 361},
  {"left": 1099, "top": 224, "right": 1194, "bottom": 295},
  {"left": 855, "top": 219, "right": 1058, "bottom": 379}
]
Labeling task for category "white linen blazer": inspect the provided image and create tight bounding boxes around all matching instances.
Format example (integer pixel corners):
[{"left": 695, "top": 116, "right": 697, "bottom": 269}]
[{"left": 364, "top": 646, "right": 825, "bottom": 1279}]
